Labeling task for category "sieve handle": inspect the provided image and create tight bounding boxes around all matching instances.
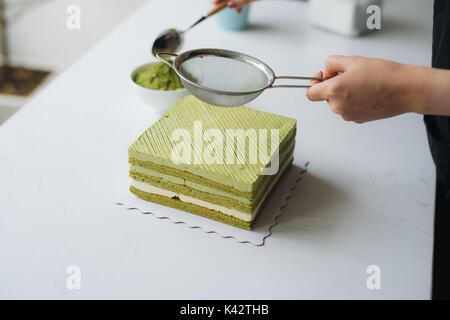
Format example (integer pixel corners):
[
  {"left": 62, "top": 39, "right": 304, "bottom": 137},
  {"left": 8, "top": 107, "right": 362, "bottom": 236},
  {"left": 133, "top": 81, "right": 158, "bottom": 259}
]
[
  {"left": 155, "top": 52, "right": 178, "bottom": 69},
  {"left": 270, "top": 75, "right": 325, "bottom": 89}
]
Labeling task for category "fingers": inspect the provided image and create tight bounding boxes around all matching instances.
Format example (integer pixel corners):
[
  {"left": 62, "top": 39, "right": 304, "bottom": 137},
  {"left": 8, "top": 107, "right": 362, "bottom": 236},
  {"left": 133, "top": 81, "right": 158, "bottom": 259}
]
[
  {"left": 306, "top": 74, "right": 345, "bottom": 102},
  {"left": 323, "top": 55, "right": 353, "bottom": 79},
  {"left": 232, "top": 0, "right": 254, "bottom": 6},
  {"left": 307, "top": 55, "right": 354, "bottom": 101},
  {"left": 309, "top": 71, "right": 323, "bottom": 86},
  {"left": 307, "top": 71, "right": 329, "bottom": 101},
  {"left": 227, "top": 0, "right": 237, "bottom": 8},
  {"left": 228, "top": 0, "right": 254, "bottom": 12},
  {"left": 307, "top": 79, "right": 331, "bottom": 101}
]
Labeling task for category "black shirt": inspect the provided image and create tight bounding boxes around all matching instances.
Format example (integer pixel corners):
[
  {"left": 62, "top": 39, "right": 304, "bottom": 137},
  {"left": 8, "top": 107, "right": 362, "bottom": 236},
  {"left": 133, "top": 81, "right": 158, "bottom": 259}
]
[{"left": 426, "top": 0, "right": 450, "bottom": 300}]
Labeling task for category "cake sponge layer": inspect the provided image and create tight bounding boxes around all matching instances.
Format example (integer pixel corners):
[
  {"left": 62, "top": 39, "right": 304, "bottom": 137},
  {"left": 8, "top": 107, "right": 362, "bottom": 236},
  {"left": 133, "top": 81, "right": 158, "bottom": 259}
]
[
  {"left": 130, "top": 186, "right": 252, "bottom": 229},
  {"left": 130, "top": 146, "right": 294, "bottom": 213},
  {"left": 130, "top": 157, "right": 293, "bottom": 229},
  {"left": 129, "top": 131, "right": 296, "bottom": 197},
  {"left": 128, "top": 95, "right": 297, "bottom": 191}
]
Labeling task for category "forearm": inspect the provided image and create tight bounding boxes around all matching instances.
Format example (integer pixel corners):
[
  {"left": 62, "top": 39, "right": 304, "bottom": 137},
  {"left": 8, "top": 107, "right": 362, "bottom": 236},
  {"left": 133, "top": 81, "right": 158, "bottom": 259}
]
[{"left": 401, "top": 64, "right": 450, "bottom": 116}]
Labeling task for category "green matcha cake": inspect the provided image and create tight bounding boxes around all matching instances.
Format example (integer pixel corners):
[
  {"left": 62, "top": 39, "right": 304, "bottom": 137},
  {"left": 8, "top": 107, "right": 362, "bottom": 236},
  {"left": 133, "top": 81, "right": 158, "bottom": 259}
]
[{"left": 128, "top": 95, "right": 296, "bottom": 230}]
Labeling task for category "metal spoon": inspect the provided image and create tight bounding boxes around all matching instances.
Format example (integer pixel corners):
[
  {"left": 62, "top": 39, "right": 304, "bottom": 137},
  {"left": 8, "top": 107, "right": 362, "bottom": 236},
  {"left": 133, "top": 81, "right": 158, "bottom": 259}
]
[{"left": 151, "top": 1, "right": 229, "bottom": 57}]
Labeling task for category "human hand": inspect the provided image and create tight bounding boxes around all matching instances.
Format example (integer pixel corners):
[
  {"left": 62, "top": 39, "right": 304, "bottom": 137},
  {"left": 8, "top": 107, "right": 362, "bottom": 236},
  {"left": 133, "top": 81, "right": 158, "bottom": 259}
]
[
  {"left": 213, "top": 0, "right": 257, "bottom": 13},
  {"left": 306, "top": 55, "right": 429, "bottom": 123}
]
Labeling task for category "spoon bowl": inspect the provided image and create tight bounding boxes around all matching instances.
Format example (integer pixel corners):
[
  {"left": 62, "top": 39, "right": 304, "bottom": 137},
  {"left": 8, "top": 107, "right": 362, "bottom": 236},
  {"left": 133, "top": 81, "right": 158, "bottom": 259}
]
[
  {"left": 152, "top": 28, "right": 184, "bottom": 57},
  {"left": 151, "top": 1, "right": 228, "bottom": 57}
]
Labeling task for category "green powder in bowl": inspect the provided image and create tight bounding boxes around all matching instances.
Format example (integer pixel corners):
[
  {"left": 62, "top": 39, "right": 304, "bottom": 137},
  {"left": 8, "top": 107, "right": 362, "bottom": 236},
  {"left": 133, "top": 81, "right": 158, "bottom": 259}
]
[{"left": 134, "top": 62, "right": 184, "bottom": 91}]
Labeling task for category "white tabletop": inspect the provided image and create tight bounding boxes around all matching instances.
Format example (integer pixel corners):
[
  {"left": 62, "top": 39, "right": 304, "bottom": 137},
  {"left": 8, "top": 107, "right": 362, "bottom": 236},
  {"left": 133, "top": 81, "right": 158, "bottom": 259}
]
[{"left": 0, "top": 0, "right": 435, "bottom": 299}]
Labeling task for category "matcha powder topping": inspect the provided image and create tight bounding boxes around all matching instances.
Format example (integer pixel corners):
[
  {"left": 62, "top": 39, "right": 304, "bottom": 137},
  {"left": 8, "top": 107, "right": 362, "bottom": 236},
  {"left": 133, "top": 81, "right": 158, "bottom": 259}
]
[{"left": 134, "top": 62, "right": 184, "bottom": 91}]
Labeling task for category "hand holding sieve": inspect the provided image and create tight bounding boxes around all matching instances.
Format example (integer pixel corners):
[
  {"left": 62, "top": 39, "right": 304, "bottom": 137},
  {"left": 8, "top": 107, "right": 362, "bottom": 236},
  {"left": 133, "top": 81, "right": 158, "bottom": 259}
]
[{"left": 156, "top": 48, "right": 324, "bottom": 107}]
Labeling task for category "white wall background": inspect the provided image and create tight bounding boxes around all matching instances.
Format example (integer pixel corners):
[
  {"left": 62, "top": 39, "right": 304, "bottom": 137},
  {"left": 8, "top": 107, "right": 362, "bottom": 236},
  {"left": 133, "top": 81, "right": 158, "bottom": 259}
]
[{"left": 8, "top": 0, "right": 145, "bottom": 70}]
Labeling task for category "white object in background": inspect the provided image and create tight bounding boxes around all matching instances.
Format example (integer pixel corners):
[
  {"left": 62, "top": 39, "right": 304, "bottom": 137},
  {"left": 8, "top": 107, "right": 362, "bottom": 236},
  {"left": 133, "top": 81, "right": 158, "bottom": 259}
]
[
  {"left": 309, "top": 0, "right": 383, "bottom": 36},
  {"left": 131, "top": 62, "right": 188, "bottom": 114}
]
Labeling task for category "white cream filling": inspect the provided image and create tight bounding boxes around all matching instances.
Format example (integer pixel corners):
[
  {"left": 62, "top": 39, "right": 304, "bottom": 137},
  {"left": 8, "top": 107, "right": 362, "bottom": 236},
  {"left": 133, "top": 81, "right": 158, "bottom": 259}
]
[
  {"left": 130, "top": 155, "right": 293, "bottom": 223},
  {"left": 130, "top": 179, "right": 254, "bottom": 221}
]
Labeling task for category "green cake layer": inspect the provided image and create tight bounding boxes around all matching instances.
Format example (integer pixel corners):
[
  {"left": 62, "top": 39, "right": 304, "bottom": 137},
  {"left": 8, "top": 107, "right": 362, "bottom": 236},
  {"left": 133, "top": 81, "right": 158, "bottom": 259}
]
[
  {"left": 129, "top": 131, "right": 296, "bottom": 198},
  {"left": 130, "top": 145, "right": 295, "bottom": 213},
  {"left": 128, "top": 95, "right": 297, "bottom": 229},
  {"left": 130, "top": 186, "right": 252, "bottom": 229},
  {"left": 129, "top": 157, "right": 293, "bottom": 230},
  {"left": 129, "top": 95, "right": 297, "bottom": 193}
]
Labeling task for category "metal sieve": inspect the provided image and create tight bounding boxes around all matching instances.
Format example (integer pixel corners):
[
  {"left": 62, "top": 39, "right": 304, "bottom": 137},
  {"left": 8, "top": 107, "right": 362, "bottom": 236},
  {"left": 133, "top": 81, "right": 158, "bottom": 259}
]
[{"left": 156, "top": 48, "right": 324, "bottom": 107}]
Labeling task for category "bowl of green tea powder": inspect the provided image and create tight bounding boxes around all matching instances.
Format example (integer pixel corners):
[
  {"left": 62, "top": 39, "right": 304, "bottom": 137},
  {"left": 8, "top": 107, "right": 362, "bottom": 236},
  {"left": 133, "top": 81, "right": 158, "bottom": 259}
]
[{"left": 131, "top": 62, "right": 187, "bottom": 113}]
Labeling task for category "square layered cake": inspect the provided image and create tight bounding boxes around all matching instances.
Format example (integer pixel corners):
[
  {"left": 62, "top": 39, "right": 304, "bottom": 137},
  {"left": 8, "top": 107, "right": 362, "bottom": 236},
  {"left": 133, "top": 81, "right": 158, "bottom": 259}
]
[{"left": 128, "top": 96, "right": 296, "bottom": 229}]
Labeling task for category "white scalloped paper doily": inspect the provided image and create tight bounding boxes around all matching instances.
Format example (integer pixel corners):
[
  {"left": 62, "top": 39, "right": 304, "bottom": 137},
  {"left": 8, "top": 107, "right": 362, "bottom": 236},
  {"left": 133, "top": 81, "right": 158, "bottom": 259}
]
[{"left": 114, "top": 162, "right": 308, "bottom": 246}]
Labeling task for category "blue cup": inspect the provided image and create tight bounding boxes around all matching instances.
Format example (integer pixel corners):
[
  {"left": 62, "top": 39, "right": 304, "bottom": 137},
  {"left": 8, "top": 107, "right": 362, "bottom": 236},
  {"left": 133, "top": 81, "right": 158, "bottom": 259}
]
[{"left": 216, "top": 6, "right": 250, "bottom": 31}]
